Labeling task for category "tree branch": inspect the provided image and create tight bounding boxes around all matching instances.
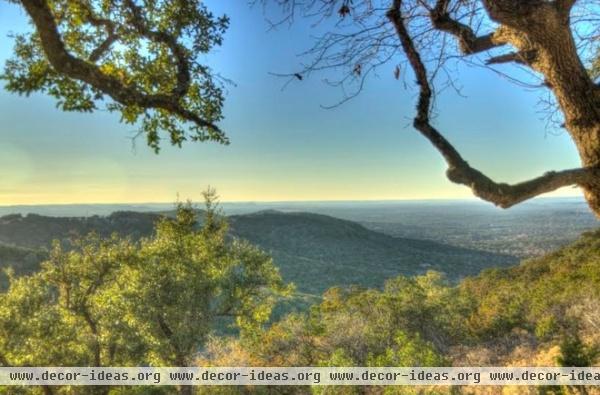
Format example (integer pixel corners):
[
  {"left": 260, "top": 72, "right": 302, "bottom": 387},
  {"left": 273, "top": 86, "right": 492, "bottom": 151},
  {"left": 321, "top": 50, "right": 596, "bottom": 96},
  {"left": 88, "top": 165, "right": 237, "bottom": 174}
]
[
  {"left": 77, "top": 1, "right": 119, "bottom": 62},
  {"left": 122, "top": 0, "right": 191, "bottom": 98},
  {"left": 430, "top": 0, "right": 506, "bottom": 55},
  {"left": 556, "top": 0, "right": 577, "bottom": 16},
  {"left": 19, "top": 0, "right": 225, "bottom": 140},
  {"left": 88, "top": 33, "right": 119, "bottom": 62},
  {"left": 157, "top": 314, "right": 174, "bottom": 339},
  {"left": 387, "top": 0, "right": 597, "bottom": 209},
  {"left": 81, "top": 306, "right": 101, "bottom": 367},
  {"left": 485, "top": 50, "right": 537, "bottom": 65}
]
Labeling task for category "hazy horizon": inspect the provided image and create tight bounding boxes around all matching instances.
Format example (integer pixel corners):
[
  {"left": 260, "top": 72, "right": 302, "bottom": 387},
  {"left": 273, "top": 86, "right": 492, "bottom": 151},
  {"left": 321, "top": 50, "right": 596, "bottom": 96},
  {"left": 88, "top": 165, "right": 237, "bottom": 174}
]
[{"left": 0, "top": 195, "right": 592, "bottom": 218}]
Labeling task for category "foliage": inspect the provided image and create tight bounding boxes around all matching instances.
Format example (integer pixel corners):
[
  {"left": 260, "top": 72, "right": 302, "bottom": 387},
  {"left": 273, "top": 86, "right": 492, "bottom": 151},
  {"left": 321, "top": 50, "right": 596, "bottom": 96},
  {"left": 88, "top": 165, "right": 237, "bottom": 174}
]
[
  {"left": 0, "top": 209, "right": 516, "bottom": 296},
  {"left": 2, "top": 0, "right": 229, "bottom": 152},
  {"left": 0, "top": 243, "right": 46, "bottom": 290},
  {"left": 557, "top": 335, "right": 598, "bottom": 367},
  {"left": 240, "top": 273, "right": 452, "bottom": 368},
  {"left": 201, "top": 230, "right": 600, "bottom": 393},
  {"left": 2, "top": 205, "right": 600, "bottom": 393},
  {"left": 0, "top": 193, "right": 291, "bottom": 394},
  {"left": 459, "top": 229, "right": 600, "bottom": 341}
]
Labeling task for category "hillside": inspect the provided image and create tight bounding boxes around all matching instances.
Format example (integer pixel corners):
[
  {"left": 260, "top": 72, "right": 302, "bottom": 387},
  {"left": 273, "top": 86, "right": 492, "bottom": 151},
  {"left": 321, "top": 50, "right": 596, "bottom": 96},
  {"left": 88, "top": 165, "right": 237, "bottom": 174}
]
[
  {"left": 0, "top": 243, "right": 47, "bottom": 289},
  {"left": 0, "top": 210, "right": 516, "bottom": 294},
  {"left": 228, "top": 210, "right": 516, "bottom": 293},
  {"left": 1, "top": 199, "right": 596, "bottom": 258},
  {"left": 203, "top": 229, "right": 600, "bottom": 384},
  {"left": 0, "top": 211, "right": 161, "bottom": 247}
]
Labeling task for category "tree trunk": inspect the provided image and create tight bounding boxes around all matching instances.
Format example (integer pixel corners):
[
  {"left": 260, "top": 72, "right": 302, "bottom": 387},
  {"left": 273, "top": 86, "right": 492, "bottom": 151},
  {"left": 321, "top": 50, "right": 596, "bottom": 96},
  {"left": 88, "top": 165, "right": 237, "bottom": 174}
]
[
  {"left": 176, "top": 354, "right": 194, "bottom": 395},
  {"left": 491, "top": 3, "right": 600, "bottom": 216}
]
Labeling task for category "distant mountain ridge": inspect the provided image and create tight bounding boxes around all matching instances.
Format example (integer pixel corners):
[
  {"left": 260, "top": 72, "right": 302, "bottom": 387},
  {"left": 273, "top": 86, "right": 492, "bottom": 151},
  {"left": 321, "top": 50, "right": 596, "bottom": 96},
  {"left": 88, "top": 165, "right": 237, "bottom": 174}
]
[
  {"left": 0, "top": 210, "right": 517, "bottom": 294},
  {"left": 0, "top": 211, "right": 163, "bottom": 248}
]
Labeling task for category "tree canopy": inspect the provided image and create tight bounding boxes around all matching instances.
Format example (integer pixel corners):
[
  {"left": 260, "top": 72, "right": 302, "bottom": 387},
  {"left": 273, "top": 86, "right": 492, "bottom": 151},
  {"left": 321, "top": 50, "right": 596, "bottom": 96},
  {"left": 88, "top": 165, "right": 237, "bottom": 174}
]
[
  {"left": 0, "top": 192, "right": 291, "bottom": 394},
  {"left": 2, "top": 0, "right": 229, "bottom": 152}
]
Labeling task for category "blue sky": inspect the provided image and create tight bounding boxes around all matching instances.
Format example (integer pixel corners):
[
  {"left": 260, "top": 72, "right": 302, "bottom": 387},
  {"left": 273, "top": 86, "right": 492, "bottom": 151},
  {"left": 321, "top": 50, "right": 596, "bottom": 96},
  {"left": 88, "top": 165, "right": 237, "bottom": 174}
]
[{"left": 0, "top": 1, "right": 583, "bottom": 204}]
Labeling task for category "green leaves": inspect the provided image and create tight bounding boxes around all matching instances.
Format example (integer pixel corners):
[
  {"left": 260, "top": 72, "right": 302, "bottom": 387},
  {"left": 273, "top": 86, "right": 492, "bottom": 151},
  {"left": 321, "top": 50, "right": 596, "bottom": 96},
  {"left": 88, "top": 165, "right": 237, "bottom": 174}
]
[
  {"left": 2, "top": 0, "right": 230, "bottom": 152},
  {"left": 0, "top": 195, "right": 289, "bottom": 373},
  {"left": 557, "top": 335, "right": 599, "bottom": 367},
  {"left": 368, "top": 331, "right": 447, "bottom": 367}
]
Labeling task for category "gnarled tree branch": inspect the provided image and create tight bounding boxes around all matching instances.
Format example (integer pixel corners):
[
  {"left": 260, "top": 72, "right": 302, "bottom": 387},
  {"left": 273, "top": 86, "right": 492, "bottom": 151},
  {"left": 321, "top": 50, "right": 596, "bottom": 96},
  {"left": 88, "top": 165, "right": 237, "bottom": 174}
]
[
  {"left": 430, "top": 0, "right": 506, "bottom": 55},
  {"left": 485, "top": 49, "right": 537, "bottom": 65},
  {"left": 88, "top": 33, "right": 119, "bottom": 62},
  {"left": 77, "top": 1, "right": 120, "bottom": 62},
  {"left": 122, "top": 0, "right": 191, "bottom": 98},
  {"left": 19, "top": 0, "right": 225, "bottom": 139},
  {"left": 387, "top": 0, "right": 597, "bottom": 209}
]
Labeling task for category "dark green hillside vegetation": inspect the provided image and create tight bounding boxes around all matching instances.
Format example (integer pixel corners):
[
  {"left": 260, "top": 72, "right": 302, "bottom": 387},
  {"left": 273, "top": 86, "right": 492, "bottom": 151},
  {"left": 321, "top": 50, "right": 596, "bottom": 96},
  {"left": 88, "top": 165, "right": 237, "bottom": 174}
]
[
  {"left": 228, "top": 210, "right": 516, "bottom": 294},
  {"left": 203, "top": 230, "right": 600, "bottom": 387},
  {"left": 0, "top": 211, "right": 163, "bottom": 248},
  {"left": 0, "top": 210, "right": 515, "bottom": 296},
  {"left": 459, "top": 229, "right": 600, "bottom": 343},
  {"left": 0, "top": 244, "right": 46, "bottom": 290}
]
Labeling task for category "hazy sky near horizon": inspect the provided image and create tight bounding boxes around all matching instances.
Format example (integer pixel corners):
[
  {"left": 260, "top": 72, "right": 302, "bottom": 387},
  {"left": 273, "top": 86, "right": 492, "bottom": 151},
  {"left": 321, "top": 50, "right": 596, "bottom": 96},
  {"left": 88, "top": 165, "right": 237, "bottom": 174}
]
[{"left": 0, "top": 1, "right": 585, "bottom": 205}]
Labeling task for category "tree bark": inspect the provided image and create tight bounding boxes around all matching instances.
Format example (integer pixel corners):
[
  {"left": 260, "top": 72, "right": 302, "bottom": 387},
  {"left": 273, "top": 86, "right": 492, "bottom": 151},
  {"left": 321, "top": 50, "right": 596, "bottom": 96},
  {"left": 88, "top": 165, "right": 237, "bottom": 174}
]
[
  {"left": 388, "top": 0, "right": 600, "bottom": 216},
  {"left": 486, "top": 1, "right": 600, "bottom": 215}
]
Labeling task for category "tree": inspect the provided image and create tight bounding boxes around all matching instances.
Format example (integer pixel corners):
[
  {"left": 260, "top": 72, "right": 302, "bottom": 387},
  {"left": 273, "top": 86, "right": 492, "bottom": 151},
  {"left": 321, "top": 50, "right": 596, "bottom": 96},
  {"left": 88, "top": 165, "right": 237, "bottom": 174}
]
[
  {"left": 557, "top": 334, "right": 597, "bottom": 367},
  {"left": 264, "top": 0, "right": 600, "bottom": 216},
  {"left": 0, "top": 193, "right": 291, "bottom": 395},
  {"left": 1, "top": 0, "right": 229, "bottom": 152}
]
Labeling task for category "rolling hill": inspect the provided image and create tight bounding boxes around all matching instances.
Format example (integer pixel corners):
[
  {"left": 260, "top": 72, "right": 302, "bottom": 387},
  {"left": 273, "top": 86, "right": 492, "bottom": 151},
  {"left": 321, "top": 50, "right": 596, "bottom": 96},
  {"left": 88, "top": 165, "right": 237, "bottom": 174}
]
[
  {"left": 228, "top": 210, "right": 516, "bottom": 293},
  {"left": 0, "top": 210, "right": 517, "bottom": 294}
]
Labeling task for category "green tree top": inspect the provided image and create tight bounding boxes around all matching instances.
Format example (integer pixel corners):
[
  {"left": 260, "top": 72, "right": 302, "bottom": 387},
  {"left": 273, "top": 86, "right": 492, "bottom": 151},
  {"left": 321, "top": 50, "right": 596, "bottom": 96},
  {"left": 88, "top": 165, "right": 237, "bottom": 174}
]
[
  {"left": 0, "top": 193, "right": 291, "bottom": 379},
  {"left": 2, "top": 0, "right": 229, "bottom": 152}
]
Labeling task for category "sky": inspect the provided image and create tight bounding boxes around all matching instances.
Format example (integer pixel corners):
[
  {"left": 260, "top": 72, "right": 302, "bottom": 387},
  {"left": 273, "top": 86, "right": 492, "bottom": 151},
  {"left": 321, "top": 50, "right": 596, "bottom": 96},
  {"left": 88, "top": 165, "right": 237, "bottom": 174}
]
[{"left": 0, "top": 1, "right": 584, "bottom": 205}]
